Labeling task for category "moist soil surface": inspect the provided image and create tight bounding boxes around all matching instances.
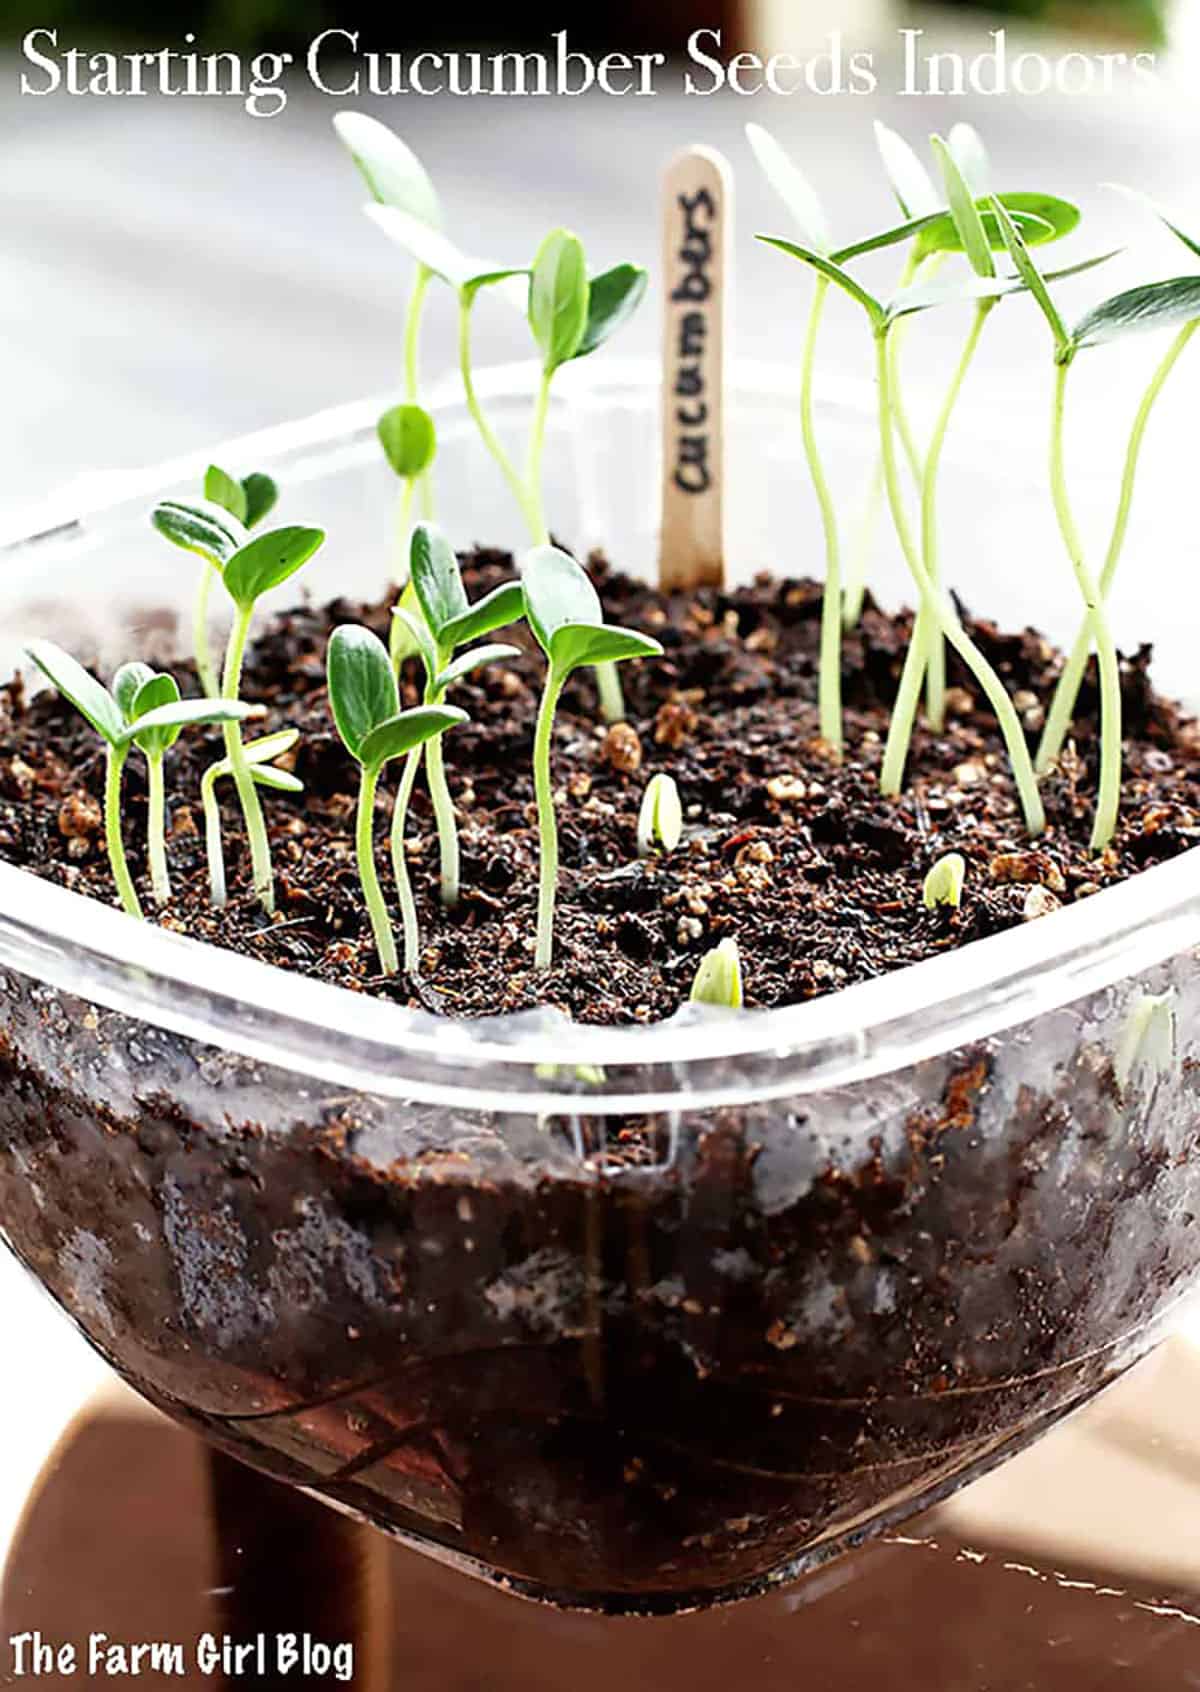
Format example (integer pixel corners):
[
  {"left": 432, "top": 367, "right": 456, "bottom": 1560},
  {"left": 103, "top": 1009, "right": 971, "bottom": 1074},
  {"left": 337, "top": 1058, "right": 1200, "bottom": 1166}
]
[{"left": 1, "top": 550, "right": 1197, "bottom": 1026}]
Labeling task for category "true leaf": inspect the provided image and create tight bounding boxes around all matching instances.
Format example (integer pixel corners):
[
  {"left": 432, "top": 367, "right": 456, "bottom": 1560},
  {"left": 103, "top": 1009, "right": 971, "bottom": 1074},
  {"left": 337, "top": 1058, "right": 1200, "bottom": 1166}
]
[
  {"left": 112, "top": 661, "right": 156, "bottom": 722},
  {"left": 873, "top": 121, "right": 941, "bottom": 219},
  {"left": 114, "top": 698, "right": 257, "bottom": 749},
  {"left": 152, "top": 500, "right": 245, "bottom": 568},
  {"left": 991, "top": 196, "right": 1071, "bottom": 356},
  {"left": 440, "top": 581, "right": 526, "bottom": 651},
  {"left": 241, "top": 473, "right": 279, "bottom": 530},
  {"left": 378, "top": 405, "right": 437, "bottom": 480},
  {"left": 932, "top": 136, "right": 994, "bottom": 279},
  {"left": 358, "top": 705, "right": 467, "bottom": 771},
  {"left": 1073, "top": 275, "right": 1200, "bottom": 350},
  {"left": 529, "top": 229, "right": 589, "bottom": 372},
  {"left": 223, "top": 525, "right": 325, "bottom": 610},
  {"left": 755, "top": 236, "right": 885, "bottom": 327},
  {"left": 333, "top": 112, "right": 442, "bottom": 230},
  {"left": 410, "top": 522, "right": 468, "bottom": 639},
  {"left": 204, "top": 464, "right": 248, "bottom": 525},
  {"left": 522, "top": 545, "right": 604, "bottom": 656},
  {"left": 949, "top": 122, "right": 990, "bottom": 195},
  {"left": 26, "top": 640, "right": 123, "bottom": 745},
  {"left": 547, "top": 624, "right": 662, "bottom": 674},
  {"left": 327, "top": 625, "right": 399, "bottom": 760},
  {"left": 574, "top": 264, "right": 648, "bottom": 359},
  {"left": 745, "top": 122, "right": 832, "bottom": 253},
  {"left": 436, "top": 643, "right": 521, "bottom": 693}
]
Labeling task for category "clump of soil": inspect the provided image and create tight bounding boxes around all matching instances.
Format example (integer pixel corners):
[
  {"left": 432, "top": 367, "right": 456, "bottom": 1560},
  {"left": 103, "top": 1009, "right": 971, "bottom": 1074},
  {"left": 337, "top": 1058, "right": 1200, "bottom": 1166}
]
[{"left": 1, "top": 551, "right": 1197, "bottom": 1025}]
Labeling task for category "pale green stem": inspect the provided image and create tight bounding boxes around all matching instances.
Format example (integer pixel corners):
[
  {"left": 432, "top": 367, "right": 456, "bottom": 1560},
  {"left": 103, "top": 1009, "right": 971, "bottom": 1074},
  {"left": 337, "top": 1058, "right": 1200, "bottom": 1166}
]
[
  {"left": 425, "top": 732, "right": 460, "bottom": 909},
  {"left": 533, "top": 667, "right": 566, "bottom": 971},
  {"left": 459, "top": 292, "right": 539, "bottom": 532},
  {"left": 1049, "top": 360, "right": 1122, "bottom": 853},
  {"left": 356, "top": 762, "right": 397, "bottom": 975},
  {"left": 104, "top": 744, "right": 143, "bottom": 920},
  {"left": 193, "top": 566, "right": 219, "bottom": 698},
  {"left": 146, "top": 752, "right": 170, "bottom": 906},
  {"left": 876, "top": 330, "right": 1044, "bottom": 834},
  {"left": 1038, "top": 319, "right": 1198, "bottom": 774},
  {"left": 524, "top": 368, "right": 553, "bottom": 546},
  {"left": 888, "top": 249, "right": 926, "bottom": 489},
  {"left": 389, "top": 746, "right": 423, "bottom": 975},
  {"left": 800, "top": 276, "right": 842, "bottom": 756},
  {"left": 200, "top": 764, "right": 227, "bottom": 910},
  {"left": 397, "top": 264, "right": 434, "bottom": 557},
  {"left": 842, "top": 459, "right": 884, "bottom": 629},
  {"left": 221, "top": 606, "right": 274, "bottom": 912}
]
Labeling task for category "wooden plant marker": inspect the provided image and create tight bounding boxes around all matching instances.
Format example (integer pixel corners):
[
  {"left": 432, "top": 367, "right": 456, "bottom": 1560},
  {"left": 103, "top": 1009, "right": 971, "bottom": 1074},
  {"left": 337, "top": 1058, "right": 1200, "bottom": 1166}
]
[{"left": 658, "top": 144, "right": 733, "bottom": 592}]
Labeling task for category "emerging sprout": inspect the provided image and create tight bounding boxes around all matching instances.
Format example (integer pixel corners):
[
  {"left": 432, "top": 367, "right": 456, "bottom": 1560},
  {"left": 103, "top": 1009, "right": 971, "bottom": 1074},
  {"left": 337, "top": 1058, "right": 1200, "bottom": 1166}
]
[
  {"left": 690, "top": 938, "right": 744, "bottom": 1009},
  {"left": 201, "top": 729, "right": 302, "bottom": 910},
  {"left": 1114, "top": 990, "right": 1177, "bottom": 1091},
  {"left": 26, "top": 641, "right": 254, "bottom": 920},
  {"left": 391, "top": 522, "right": 522, "bottom": 917},
  {"left": 521, "top": 545, "right": 663, "bottom": 970},
  {"left": 327, "top": 624, "right": 466, "bottom": 976},
  {"left": 637, "top": 772, "right": 683, "bottom": 858},
  {"left": 922, "top": 851, "right": 966, "bottom": 911}
]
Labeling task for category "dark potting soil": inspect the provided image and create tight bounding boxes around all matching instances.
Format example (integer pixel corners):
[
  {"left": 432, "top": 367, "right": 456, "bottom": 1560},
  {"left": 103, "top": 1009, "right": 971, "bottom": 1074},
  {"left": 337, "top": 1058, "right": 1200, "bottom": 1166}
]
[{"left": 0, "top": 550, "right": 1197, "bottom": 1026}]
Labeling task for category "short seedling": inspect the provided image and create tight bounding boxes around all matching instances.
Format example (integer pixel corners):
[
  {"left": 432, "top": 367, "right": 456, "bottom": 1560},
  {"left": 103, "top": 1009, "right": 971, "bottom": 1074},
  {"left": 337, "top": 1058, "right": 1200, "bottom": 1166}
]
[
  {"left": 200, "top": 730, "right": 302, "bottom": 910},
  {"left": 637, "top": 772, "right": 683, "bottom": 858},
  {"left": 522, "top": 545, "right": 663, "bottom": 970},
  {"left": 690, "top": 938, "right": 743, "bottom": 1009},
  {"left": 26, "top": 641, "right": 254, "bottom": 920},
  {"left": 327, "top": 624, "right": 466, "bottom": 976},
  {"left": 922, "top": 851, "right": 966, "bottom": 911},
  {"left": 392, "top": 522, "right": 522, "bottom": 917}
]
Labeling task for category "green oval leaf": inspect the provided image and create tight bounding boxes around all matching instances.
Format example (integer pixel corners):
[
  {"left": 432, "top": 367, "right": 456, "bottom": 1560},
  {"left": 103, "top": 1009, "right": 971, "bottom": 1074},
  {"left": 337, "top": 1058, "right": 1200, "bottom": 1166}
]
[
  {"left": 333, "top": 111, "right": 442, "bottom": 230},
  {"left": 251, "top": 765, "right": 304, "bottom": 794},
  {"left": 529, "top": 229, "right": 589, "bottom": 373},
  {"left": 522, "top": 545, "right": 603, "bottom": 657},
  {"left": 115, "top": 698, "right": 258, "bottom": 749},
  {"left": 26, "top": 640, "right": 123, "bottom": 745},
  {"left": 152, "top": 500, "right": 245, "bottom": 569},
  {"left": 208, "top": 729, "right": 300, "bottom": 786},
  {"left": 1073, "top": 275, "right": 1200, "bottom": 350},
  {"left": 378, "top": 404, "right": 437, "bottom": 480},
  {"left": 410, "top": 522, "right": 468, "bottom": 641},
  {"left": 548, "top": 624, "right": 662, "bottom": 674},
  {"left": 327, "top": 624, "right": 399, "bottom": 761},
  {"left": 873, "top": 121, "right": 941, "bottom": 220},
  {"left": 574, "top": 264, "right": 648, "bottom": 359},
  {"left": 204, "top": 464, "right": 248, "bottom": 525},
  {"left": 949, "top": 122, "right": 990, "bottom": 195},
  {"left": 112, "top": 661, "right": 157, "bottom": 722},
  {"left": 756, "top": 236, "right": 885, "bottom": 327},
  {"left": 932, "top": 136, "right": 994, "bottom": 279},
  {"left": 130, "top": 672, "right": 182, "bottom": 754},
  {"left": 359, "top": 705, "right": 467, "bottom": 771},
  {"left": 440, "top": 580, "right": 526, "bottom": 652},
  {"left": 745, "top": 122, "right": 832, "bottom": 254},
  {"left": 223, "top": 525, "right": 325, "bottom": 610},
  {"left": 996, "top": 191, "right": 1080, "bottom": 245},
  {"left": 436, "top": 643, "right": 520, "bottom": 694},
  {"left": 241, "top": 472, "right": 279, "bottom": 530}
]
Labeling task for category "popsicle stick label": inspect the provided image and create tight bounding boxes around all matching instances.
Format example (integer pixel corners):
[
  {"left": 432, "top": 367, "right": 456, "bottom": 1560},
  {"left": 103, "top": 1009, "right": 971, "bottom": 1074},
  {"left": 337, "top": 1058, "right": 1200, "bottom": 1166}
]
[{"left": 659, "top": 144, "right": 731, "bottom": 591}]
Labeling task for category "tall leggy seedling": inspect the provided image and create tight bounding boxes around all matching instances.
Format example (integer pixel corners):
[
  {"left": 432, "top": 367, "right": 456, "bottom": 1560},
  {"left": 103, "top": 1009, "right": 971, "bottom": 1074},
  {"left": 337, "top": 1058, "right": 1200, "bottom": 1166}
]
[
  {"left": 327, "top": 625, "right": 466, "bottom": 976},
  {"left": 26, "top": 642, "right": 255, "bottom": 919},
  {"left": 521, "top": 546, "right": 662, "bottom": 970}
]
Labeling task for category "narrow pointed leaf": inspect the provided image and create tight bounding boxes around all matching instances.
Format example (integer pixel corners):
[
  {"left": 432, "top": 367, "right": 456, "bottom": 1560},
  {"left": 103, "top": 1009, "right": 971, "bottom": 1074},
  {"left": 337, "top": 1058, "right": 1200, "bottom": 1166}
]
[
  {"left": 991, "top": 196, "right": 1071, "bottom": 355},
  {"left": 574, "top": 264, "right": 648, "bottom": 359},
  {"left": 436, "top": 643, "right": 521, "bottom": 693},
  {"left": 522, "top": 545, "right": 603, "bottom": 656},
  {"left": 410, "top": 522, "right": 468, "bottom": 639},
  {"left": 208, "top": 728, "right": 300, "bottom": 784},
  {"left": 1073, "top": 276, "right": 1200, "bottom": 350},
  {"left": 204, "top": 464, "right": 247, "bottom": 525},
  {"left": 529, "top": 229, "right": 589, "bottom": 373},
  {"left": 152, "top": 500, "right": 245, "bottom": 569},
  {"left": 887, "top": 247, "right": 1120, "bottom": 323},
  {"left": 932, "top": 136, "right": 994, "bottom": 279},
  {"left": 833, "top": 211, "right": 946, "bottom": 264},
  {"left": 440, "top": 580, "right": 526, "bottom": 651},
  {"left": 745, "top": 122, "right": 832, "bottom": 253},
  {"left": 874, "top": 121, "right": 940, "bottom": 219},
  {"left": 333, "top": 112, "right": 442, "bottom": 229},
  {"left": 115, "top": 698, "right": 258, "bottom": 749},
  {"left": 378, "top": 405, "right": 436, "bottom": 480},
  {"left": 949, "top": 123, "right": 990, "bottom": 195},
  {"left": 26, "top": 641, "right": 123, "bottom": 745},
  {"left": 548, "top": 623, "right": 663, "bottom": 675},
  {"left": 327, "top": 624, "right": 399, "bottom": 760},
  {"left": 112, "top": 661, "right": 156, "bottom": 722},
  {"left": 250, "top": 766, "right": 304, "bottom": 794},
  {"left": 241, "top": 473, "right": 278, "bottom": 530},
  {"left": 223, "top": 525, "right": 325, "bottom": 610},
  {"left": 1105, "top": 182, "right": 1200, "bottom": 260},
  {"left": 359, "top": 705, "right": 467, "bottom": 771},
  {"left": 756, "top": 236, "right": 885, "bottom": 326}
]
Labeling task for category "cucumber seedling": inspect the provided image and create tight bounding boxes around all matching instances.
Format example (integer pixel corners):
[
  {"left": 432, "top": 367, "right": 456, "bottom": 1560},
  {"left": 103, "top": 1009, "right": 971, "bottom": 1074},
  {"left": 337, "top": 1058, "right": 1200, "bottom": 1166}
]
[
  {"left": 201, "top": 729, "right": 302, "bottom": 910},
  {"left": 391, "top": 522, "right": 522, "bottom": 920},
  {"left": 327, "top": 624, "right": 466, "bottom": 976},
  {"left": 690, "top": 938, "right": 743, "bottom": 1009},
  {"left": 922, "top": 851, "right": 966, "bottom": 911},
  {"left": 637, "top": 772, "right": 683, "bottom": 858},
  {"left": 26, "top": 641, "right": 255, "bottom": 919},
  {"left": 521, "top": 545, "right": 662, "bottom": 970}
]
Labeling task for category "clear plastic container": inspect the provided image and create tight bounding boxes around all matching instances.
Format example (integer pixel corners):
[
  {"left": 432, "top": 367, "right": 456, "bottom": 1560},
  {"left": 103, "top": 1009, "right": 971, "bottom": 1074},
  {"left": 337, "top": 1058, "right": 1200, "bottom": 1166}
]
[{"left": 0, "top": 363, "right": 1198, "bottom": 1614}]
